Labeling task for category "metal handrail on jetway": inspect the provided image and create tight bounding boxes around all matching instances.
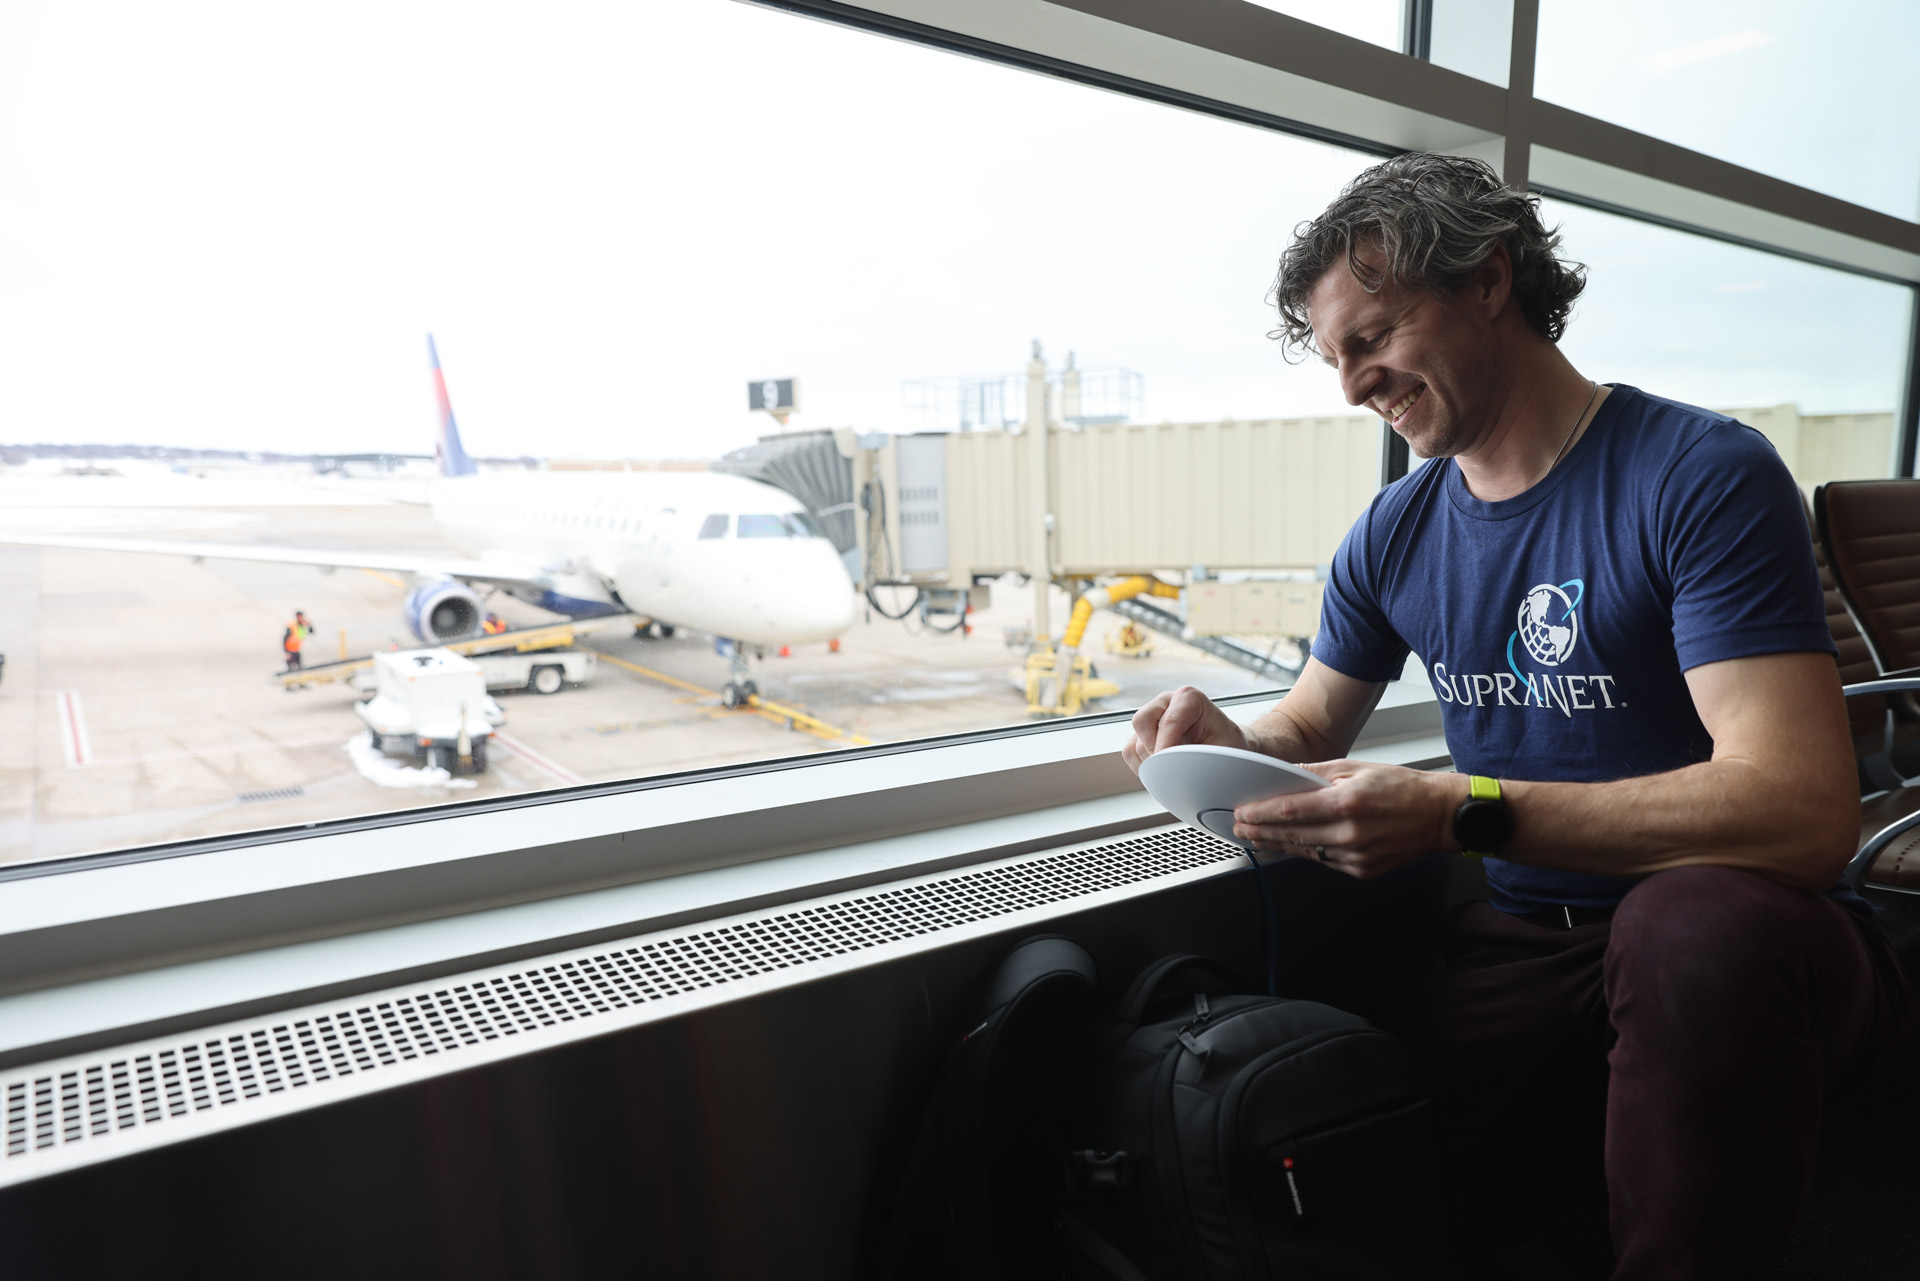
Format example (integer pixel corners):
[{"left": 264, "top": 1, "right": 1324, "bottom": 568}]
[{"left": 1108, "top": 597, "right": 1306, "bottom": 684}]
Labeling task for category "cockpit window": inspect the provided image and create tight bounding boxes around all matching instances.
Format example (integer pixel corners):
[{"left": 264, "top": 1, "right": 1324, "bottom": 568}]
[
  {"left": 697, "top": 513, "right": 729, "bottom": 539},
  {"left": 736, "top": 514, "right": 790, "bottom": 538},
  {"left": 783, "top": 512, "right": 824, "bottom": 539}
]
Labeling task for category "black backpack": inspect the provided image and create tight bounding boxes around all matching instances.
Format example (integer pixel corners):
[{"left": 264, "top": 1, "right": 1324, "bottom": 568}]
[
  {"left": 886, "top": 934, "right": 1103, "bottom": 1279},
  {"left": 1056, "top": 954, "right": 1465, "bottom": 1279},
  {"left": 887, "top": 941, "right": 1463, "bottom": 1280}
]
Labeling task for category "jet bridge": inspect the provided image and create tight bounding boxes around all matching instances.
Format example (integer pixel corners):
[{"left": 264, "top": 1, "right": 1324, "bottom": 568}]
[
  {"left": 851, "top": 352, "right": 1380, "bottom": 706},
  {"left": 720, "top": 352, "right": 1381, "bottom": 708}
]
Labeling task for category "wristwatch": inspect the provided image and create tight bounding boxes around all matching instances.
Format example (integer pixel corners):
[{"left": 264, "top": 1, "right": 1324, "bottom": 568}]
[{"left": 1453, "top": 775, "right": 1514, "bottom": 859}]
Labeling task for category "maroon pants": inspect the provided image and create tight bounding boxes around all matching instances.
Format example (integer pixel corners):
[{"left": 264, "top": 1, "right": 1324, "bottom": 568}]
[{"left": 1395, "top": 866, "right": 1916, "bottom": 1280}]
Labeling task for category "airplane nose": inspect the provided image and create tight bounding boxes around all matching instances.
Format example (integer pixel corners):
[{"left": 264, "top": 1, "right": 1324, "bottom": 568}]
[
  {"left": 818, "top": 585, "right": 857, "bottom": 636},
  {"left": 753, "top": 544, "right": 857, "bottom": 643}
]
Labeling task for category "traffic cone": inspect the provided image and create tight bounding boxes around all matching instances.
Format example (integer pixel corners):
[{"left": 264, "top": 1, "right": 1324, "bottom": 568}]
[
  {"left": 828, "top": 637, "right": 841, "bottom": 654},
  {"left": 777, "top": 645, "right": 792, "bottom": 658}
]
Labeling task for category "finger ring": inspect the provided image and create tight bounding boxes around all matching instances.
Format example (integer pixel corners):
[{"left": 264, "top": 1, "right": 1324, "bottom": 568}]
[{"left": 1316, "top": 845, "right": 1328, "bottom": 863}]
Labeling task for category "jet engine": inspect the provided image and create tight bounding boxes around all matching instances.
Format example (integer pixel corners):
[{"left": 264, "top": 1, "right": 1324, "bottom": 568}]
[{"left": 404, "top": 578, "right": 484, "bottom": 642}]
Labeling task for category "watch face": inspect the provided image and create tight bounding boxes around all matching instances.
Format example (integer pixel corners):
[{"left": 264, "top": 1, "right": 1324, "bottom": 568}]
[{"left": 1456, "top": 798, "right": 1514, "bottom": 853}]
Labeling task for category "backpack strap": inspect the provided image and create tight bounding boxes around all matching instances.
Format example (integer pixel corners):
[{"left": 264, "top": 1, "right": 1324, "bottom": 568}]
[
  {"left": 977, "top": 934, "right": 1097, "bottom": 1030},
  {"left": 1116, "top": 954, "right": 1247, "bottom": 1025}
]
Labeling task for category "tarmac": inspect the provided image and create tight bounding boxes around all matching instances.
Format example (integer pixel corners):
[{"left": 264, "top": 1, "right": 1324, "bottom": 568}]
[{"left": 0, "top": 480, "right": 1277, "bottom": 868}]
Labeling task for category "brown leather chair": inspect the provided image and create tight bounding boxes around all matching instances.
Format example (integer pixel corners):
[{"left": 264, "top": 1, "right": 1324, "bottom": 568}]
[{"left": 1813, "top": 480, "right": 1920, "bottom": 894}]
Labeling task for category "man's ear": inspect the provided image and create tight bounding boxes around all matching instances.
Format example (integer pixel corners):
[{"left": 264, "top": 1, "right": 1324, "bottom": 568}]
[{"left": 1472, "top": 243, "right": 1514, "bottom": 321}]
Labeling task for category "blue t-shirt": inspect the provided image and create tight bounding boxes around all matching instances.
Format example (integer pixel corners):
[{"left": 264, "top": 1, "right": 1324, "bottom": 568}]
[{"left": 1314, "top": 384, "right": 1842, "bottom": 915}]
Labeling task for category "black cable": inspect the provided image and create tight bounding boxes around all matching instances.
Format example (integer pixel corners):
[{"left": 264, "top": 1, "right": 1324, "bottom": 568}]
[
  {"left": 1242, "top": 843, "right": 1281, "bottom": 998},
  {"left": 859, "top": 477, "right": 924, "bottom": 621},
  {"left": 866, "top": 584, "right": 922, "bottom": 621},
  {"left": 918, "top": 599, "right": 968, "bottom": 633}
]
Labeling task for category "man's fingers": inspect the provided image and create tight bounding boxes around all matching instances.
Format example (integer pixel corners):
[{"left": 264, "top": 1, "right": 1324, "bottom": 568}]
[
  {"left": 1235, "top": 820, "right": 1346, "bottom": 850},
  {"left": 1128, "top": 694, "right": 1172, "bottom": 759},
  {"left": 1155, "top": 687, "right": 1209, "bottom": 752},
  {"left": 1236, "top": 786, "right": 1345, "bottom": 827}
]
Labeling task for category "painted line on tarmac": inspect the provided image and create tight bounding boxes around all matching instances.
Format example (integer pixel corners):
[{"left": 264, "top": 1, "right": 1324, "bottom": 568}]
[
  {"left": 586, "top": 647, "right": 873, "bottom": 747},
  {"left": 57, "top": 690, "right": 92, "bottom": 767},
  {"left": 491, "top": 731, "right": 586, "bottom": 786}
]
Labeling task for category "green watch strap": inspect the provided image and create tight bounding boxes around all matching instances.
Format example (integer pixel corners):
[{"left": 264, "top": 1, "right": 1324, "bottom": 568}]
[{"left": 1461, "top": 775, "right": 1503, "bottom": 859}]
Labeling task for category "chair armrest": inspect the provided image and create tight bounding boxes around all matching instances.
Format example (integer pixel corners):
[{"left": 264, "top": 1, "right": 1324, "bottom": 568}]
[
  {"left": 1842, "top": 677, "right": 1920, "bottom": 699},
  {"left": 1848, "top": 805, "right": 1920, "bottom": 893}
]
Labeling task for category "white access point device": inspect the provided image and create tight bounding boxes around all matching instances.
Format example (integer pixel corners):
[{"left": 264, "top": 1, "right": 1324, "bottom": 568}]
[{"left": 1137, "top": 744, "right": 1327, "bottom": 841}]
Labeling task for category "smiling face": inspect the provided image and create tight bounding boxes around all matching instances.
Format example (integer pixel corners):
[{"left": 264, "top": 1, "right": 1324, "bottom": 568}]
[{"left": 1306, "top": 244, "right": 1509, "bottom": 459}]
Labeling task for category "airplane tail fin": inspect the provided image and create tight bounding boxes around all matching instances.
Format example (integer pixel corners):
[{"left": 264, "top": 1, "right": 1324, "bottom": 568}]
[{"left": 427, "top": 334, "right": 477, "bottom": 478}]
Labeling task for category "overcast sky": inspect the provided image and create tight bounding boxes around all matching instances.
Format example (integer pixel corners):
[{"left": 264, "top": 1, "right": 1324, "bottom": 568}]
[{"left": 0, "top": 1, "right": 1911, "bottom": 459}]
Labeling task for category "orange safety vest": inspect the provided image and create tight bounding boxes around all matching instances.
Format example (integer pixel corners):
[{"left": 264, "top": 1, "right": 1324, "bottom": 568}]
[
  {"left": 482, "top": 617, "right": 507, "bottom": 635},
  {"left": 284, "top": 623, "right": 304, "bottom": 653}
]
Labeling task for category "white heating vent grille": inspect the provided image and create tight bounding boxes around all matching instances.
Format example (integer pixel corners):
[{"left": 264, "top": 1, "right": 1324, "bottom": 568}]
[{"left": 3, "top": 822, "right": 1240, "bottom": 1185}]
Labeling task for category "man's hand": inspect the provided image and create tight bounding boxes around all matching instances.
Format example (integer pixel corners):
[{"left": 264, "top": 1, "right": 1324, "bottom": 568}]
[
  {"left": 1233, "top": 759, "right": 1462, "bottom": 880},
  {"left": 1122, "top": 686, "right": 1248, "bottom": 775}
]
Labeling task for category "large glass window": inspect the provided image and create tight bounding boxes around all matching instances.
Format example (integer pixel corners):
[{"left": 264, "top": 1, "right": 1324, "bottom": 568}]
[
  {"left": 1545, "top": 200, "right": 1914, "bottom": 492},
  {"left": 0, "top": 1, "right": 1388, "bottom": 867},
  {"left": 1244, "top": 1, "right": 1402, "bottom": 52},
  {"left": 1428, "top": 0, "right": 1513, "bottom": 87},
  {"left": 1536, "top": 0, "right": 1920, "bottom": 220}
]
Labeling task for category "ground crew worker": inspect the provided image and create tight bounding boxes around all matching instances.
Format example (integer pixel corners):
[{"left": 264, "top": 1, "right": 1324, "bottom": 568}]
[
  {"left": 282, "top": 611, "right": 311, "bottom": 672},
  {"left": 482, "top": 613, "right": 507, "bottom": 635}
]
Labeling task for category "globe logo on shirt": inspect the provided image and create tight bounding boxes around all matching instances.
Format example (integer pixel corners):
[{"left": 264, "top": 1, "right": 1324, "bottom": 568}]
[{"left": 1516, "top": 582, "right": 1581, "bottom": 666}]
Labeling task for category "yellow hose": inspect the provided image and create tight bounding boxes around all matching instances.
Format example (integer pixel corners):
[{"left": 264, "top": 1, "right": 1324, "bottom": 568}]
[
  {"left": 1062, "top": 598, "right": 1096, "bottom": 650},
  {"left": 1061, "top": 575, "right": 1170, "bottom": 649}
]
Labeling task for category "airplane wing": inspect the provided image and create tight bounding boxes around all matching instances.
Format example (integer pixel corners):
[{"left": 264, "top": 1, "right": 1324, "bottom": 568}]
[{"left": 0, "top": 531, "right": 554, "bottom": 588}]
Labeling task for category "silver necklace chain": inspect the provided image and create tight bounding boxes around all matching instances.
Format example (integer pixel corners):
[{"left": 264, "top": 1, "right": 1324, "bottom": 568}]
[{"left": 1546, "top": 380, "right": 1600, "bottom": 477}]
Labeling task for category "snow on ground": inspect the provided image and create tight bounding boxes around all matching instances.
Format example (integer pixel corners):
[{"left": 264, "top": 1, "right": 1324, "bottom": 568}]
[{"left": 344, "top": 731, "right": 478, "bottom": 790}]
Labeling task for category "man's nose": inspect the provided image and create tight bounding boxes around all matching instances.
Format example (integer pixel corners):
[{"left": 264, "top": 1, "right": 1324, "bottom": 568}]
[{"left": 1339, "top": 357, "right": 1380, "bottom": 409}]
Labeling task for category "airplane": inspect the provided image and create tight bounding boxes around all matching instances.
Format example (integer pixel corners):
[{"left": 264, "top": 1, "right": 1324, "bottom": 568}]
[{"left": 1, "top": 336, "right": 858, "bottom": 707}]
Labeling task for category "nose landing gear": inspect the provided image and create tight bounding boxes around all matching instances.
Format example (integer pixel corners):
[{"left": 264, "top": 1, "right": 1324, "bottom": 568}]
[{"left": 718, "top": 640, "right": 758, "bottom": 708}]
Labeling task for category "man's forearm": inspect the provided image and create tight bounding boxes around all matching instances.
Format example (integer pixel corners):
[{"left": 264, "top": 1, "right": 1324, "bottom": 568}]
[
  {"left": 1245, "top": 704, "right": 1334, "bottom": 763},
  {"left": 1244, "top": 664, "right": 1388, "bottom": 763},
  {"left": 1487, "top": 760, "right": 1857, "bottom": 891}
]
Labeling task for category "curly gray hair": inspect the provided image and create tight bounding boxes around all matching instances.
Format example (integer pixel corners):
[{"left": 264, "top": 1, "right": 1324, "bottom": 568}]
[{"left": 1270, "top": 153, "right": 1586, "bottom": 361}]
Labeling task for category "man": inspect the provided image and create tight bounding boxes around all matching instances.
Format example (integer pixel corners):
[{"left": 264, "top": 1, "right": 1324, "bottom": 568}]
[
  {"left": 1124, "top": 154, "right": 1913, "bottom": 1278},
  {"left": 282, "top": 610, "right": 311, "bottom": 672}
]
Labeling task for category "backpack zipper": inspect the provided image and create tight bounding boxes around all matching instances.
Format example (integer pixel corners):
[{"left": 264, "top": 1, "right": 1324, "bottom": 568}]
[{"left": 1151, "top": 1037, "right": 1210, "bottom": 1279}]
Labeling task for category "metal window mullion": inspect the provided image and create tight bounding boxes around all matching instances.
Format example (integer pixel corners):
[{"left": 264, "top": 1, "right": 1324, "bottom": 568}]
[
  {"left": 1385, "top": 0, "right": 1435, "bottom": 490},
  {"left": 1401, "top": 0, "right": 1432, "bottom": 61},
  {"left": 1899, "top": 287, "right": 1920, "bottom": 478},
  {"left": 1380, "top": 421, "right": 1411, "bottom": 486},
  {"left": 1502, "top": 0, "right": 1540, "bottom": 189}
]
